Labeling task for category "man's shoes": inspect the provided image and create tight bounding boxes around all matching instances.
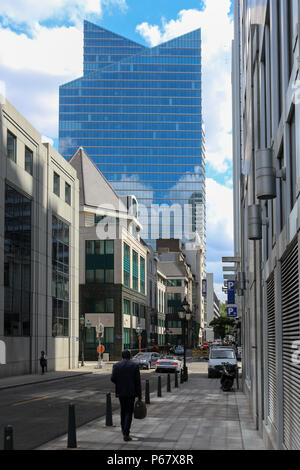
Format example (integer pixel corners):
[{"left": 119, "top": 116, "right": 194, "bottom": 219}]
[{"left": 123, "top": 435, "right": 132, "bottom": 441}]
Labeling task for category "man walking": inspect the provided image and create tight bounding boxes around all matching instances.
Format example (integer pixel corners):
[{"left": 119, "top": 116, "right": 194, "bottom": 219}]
[{"left": 111, "top": 350, "right": 142, "bottom": 441}]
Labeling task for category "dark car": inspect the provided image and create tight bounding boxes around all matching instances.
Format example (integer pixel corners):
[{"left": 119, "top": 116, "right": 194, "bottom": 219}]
[{"left": 132, "top": 352, "right": 160, "bottom": 369}]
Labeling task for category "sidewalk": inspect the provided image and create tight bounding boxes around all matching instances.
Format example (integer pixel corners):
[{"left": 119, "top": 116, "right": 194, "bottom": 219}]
[
  {"left": 38, "top": 362, "right": 266, "bottom": 451},
  {"left": 0, "top": 362, "right": 115, "bottom": 391}
]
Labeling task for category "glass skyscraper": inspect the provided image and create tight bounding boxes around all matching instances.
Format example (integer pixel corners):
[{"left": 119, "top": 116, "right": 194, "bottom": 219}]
[{"left": 59, "top": 20, "right": 205, "bottom": 245}]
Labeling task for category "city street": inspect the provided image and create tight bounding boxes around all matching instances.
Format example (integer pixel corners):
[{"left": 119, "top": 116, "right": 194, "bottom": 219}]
[
  {"left": 0, "top": 364, "right": 164, "bottom": 450},
  {"left": 39, "top": 361, "right": 265, "bottom": 451}
]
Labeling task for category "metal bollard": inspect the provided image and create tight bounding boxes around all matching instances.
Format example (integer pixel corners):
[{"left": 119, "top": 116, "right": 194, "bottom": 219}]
[
  {"left": 145, "top": 380, "right": 150, "bottom": 404},
  {"left": 157, "top": 376, "right": 162, "bottom": 397},
  {"left": 106, "top": 392, "right": 113, "bottom": 426},
  {"left": 167, "top": 374, "right": 171, "bottom": 392},
  {"left": 4, "top": 425, "right": 13, "bottom": 450},
  {"left": 67, "top": 404, "right": 77, "bottom": 448},
  {"left": 175, "top": 371, "right": 179, "bottom": 388},
  {"left": 180, "top": 369, "right": 184, "bottom": 384}
]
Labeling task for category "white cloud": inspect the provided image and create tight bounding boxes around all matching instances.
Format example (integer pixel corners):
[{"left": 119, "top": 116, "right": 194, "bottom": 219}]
[
  {"left": 0, "top": 0, "right": 127, "bottom": 27},
  {"left": 136, "top": 1, "right": 234, "bottom": 174}
]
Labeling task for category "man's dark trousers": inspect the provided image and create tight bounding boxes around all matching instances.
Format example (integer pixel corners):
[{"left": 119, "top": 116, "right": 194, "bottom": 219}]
[{"left": 119, "top": 397, "right": 135, "bottom": 436}]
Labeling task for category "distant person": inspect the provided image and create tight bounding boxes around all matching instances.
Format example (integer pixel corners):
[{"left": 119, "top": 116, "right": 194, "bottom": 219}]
[
  {"left": 111, "top": 350, "right": 142, "bottom": 441},
  {"left": 40, "top": 351, "right": 47, "bottom": 374}
]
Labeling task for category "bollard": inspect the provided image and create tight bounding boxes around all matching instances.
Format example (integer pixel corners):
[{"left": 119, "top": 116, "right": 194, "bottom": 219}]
[
  {"left": 157, "top": 376, "right": 162, "bottom": 397},
  {"left": 145, "top": 380, "right": 150, "bottom": 404},
  {"left": 175, "top": 371, "right": 179, "bottom": 388},
  {"left": 67, "top": 404, "right": 77, "bottom": 448},
  {"left": 4, "top": 425, "right": 13, "bottom": 450},
  {"left": 180, "top": 369, "right": 184, "bottom": 384},
  {"left": 167, "top": 374, "right": 171, "bottom": 392},
  {"left": 106, "top": 392, "right": 113, "bottom": 426}
]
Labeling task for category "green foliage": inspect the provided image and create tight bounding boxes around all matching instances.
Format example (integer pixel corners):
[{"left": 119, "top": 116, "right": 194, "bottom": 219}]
[{"left": 209, "top": 306, "right": 235, "bottom": 339}]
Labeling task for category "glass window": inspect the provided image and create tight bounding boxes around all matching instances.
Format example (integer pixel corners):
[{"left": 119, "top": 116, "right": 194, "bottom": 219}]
[
  {"left": 53, "top": 172, "right": 60, "bottom": 197},
  {"left": 106, "top": 240, "right": 114, "bottom": 254},
  {"left": 52, "top": 215, "right": 70, "bottom": 337},
  {"left": 123, "top": 299, "right": 130, "bottom": 315},
  {"left": 4, "top": 184, "right": 32, "bottom": 336},
  {"left": 105, "top": 269, "right": 114, "bottom": 283},
  {"left": 133, "top": 250, "right": 138, "bottom": 291},
  {"left": 95, "top": 299, "right": 105, "bottom": 312},
  {"left": 25, "top": 146, "right": 33, "bottom": 175},
  {"left": 7, "top": 130, "right": 16, "bottom": 162},
  {"left": 123, "top": 242, "right": 130, "bottom": 287},
  {"left": 106, "top": 298, "right": 114, "bottom": 312},
  {"left": 65, "top": 182, "right": 71, "bottom": 205},
  {"left": 95, "top": 269, "right": 105, "bottom": 283}
]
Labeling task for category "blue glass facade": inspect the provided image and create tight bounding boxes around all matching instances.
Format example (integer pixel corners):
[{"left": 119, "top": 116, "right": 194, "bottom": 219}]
[{"left": 59, "top": 21, "right": 205, "bottom": 243}]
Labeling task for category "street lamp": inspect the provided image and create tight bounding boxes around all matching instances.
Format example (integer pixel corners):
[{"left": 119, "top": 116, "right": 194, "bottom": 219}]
[
  {"left": 178, "top": 299, "right": 192, "bottom": 382},
  {"left": 80, "top": 315, "right": 85, "bottom": 367},
  {"left": 136, "top": 324, "right": 143, "bottom": 353}
]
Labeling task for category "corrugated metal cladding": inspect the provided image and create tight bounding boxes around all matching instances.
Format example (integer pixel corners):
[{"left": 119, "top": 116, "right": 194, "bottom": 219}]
[
  {"left": 281, "top": 239, "right": 300, "bottom": 450},
  {"left": 267, "top": 272, "right": 278, "bottom": 430}
]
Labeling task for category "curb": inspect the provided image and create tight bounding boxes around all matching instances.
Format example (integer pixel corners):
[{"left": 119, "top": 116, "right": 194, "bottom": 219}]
[{"left": 0, "top": 371, "right": 94, "bottom": 391}]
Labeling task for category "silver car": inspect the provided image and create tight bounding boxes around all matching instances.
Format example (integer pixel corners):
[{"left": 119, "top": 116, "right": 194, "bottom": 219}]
[
  {"left": 132, "top": 352, "right": 160, "bottom": 370},
  {"left": 155, "top": 356, "right": 183, "bottom": 373}
]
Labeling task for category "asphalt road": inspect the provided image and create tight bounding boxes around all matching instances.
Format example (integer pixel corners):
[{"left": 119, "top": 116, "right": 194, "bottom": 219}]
[{"left": 0, "top": 369, "right": 175, "bottom": 450}]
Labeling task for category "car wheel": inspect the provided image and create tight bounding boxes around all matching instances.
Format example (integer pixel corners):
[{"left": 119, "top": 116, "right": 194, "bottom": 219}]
[{"left": 208, "top": 371, "right": 212, "bottom": 378}]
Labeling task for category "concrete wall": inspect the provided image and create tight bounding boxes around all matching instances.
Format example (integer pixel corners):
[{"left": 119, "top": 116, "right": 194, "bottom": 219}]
[{"left": 0, "top": 98, "right": 79, "bottom": 377}]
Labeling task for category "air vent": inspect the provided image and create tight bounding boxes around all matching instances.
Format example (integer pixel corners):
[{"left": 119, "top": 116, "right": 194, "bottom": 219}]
[
  {"left": 267, "top": 273, "right": 278, "bottom": 430},
  {"left": 281, "top": 240, "right": 300, "bottom": 450}
]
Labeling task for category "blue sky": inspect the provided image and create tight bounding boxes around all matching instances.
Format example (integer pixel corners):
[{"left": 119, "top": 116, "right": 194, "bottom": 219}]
[{"left": 0, "top": 0, "right": 234, "bottom": 300}]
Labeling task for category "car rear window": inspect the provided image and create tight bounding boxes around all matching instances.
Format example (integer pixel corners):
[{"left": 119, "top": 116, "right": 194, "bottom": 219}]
[{"left": 210, "top": 350, "right": 235, "bottom": 359}]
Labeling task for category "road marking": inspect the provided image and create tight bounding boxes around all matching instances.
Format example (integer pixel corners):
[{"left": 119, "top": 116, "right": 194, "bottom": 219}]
[{"left": 12, "top": 396, "right": 49, "bottom": 407}]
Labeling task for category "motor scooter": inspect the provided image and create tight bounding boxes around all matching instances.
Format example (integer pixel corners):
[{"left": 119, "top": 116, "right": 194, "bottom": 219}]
[{"left": 220, "top": 362, "right": 236, "bottom": 391}]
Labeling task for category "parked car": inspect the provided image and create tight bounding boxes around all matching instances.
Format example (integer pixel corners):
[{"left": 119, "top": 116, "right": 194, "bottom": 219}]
[
  {"left": 208, "top": 348, "right": 237, "bottom": 378},
  {"left": 155, "top": 356, "right": 183, "bottom": 373},
  {"left": 132, "top": 352, "right": 160, "bottom": 370},
  {"left": 174, "top": 345, "right": 184, "bottom": 355}
]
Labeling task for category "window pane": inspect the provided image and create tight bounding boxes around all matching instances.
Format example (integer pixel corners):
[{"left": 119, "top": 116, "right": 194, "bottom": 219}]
[
  {"left": 105, "top": 269, "right": 114, "bottom": 283},
  {"left": 95, "top": 299, "right": 105, "bottom": 312},
  {"left": 65, "top": 182, "right": 71, "bottom": 205},
  {"left": 106, "top": 240, "right": 114, "bottom": 254},
  {"left": 7, "top": 131, "right": 16, "bottom": 162},
  {"left": 86, "top": 269, "right": 94, "bottom": 283},
  {"left": 25, "top": 146, "right": 33, "bottom": 175},
  {"left": 106, "top": 298, "right": 114, "bottom": 312},
  {"left": 53, "top": 172, "right": 60, "bottom": 196},
  {"left": 95, "top": 269, "right": 104, "bottom": 283}
]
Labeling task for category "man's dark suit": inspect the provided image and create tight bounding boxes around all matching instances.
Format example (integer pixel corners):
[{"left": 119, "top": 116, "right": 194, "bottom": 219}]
[{"left": 111, "top": 359, "right": 142, "bottom": 437}]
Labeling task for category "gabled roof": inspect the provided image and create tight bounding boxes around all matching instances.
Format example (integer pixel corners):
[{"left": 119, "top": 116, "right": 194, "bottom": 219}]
[{"left": 69, "top": 147, "right": 126, "bottom": 211}]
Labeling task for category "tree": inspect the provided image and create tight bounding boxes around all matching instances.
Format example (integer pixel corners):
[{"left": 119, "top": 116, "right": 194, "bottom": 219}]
[{"left": 209, "top": 304, "right": 235, "bottom": 339}]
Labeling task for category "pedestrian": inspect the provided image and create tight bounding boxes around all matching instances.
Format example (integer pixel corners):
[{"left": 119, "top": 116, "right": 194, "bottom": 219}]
[
  {"left": 111, "top": 350, "right": 142, "bottom": 441},
  {"left": 40, "top": 351, "right": 47, "bottom": 374}
]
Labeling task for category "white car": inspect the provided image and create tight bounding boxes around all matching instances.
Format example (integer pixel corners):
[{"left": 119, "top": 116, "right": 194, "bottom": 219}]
[
  {"left": 174, "top": 345, "right": 184, "bottom": 355},
  {"left": 155, "top": 356, "right": 183, "bottom": 373},
  {"left": 208, "top": 348, "right": 237, "bottom": 378}
]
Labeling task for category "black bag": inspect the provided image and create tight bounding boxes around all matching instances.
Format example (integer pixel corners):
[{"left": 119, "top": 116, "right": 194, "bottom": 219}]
[{"left": 134, "top": 399, "right": 147, "bottom": 419}]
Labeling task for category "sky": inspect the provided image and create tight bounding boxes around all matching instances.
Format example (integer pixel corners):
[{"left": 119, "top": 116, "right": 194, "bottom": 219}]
[{"left": 0, "top": 0, "right": 234, "bottom": 301}]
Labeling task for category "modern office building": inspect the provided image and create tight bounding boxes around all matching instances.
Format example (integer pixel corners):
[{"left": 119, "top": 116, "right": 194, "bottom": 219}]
[
  {"left": 69, "top": 147, "right": 148, "bottom": 360},
  {"left": 59, "top": 20, "right": 205, "bottom": 247},
  {"left": 0, "top": 97, "right": 80, "bottom": 378},
  {"left": 232, "top": 0, "right": 300, "bottom": 450},
  {"left": 156, "top": 239, "right": 194, "bottom": 347}
]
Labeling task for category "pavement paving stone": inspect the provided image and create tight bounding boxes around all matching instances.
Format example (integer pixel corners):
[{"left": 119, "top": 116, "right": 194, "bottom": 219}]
[{"left": 36, "top": 362, "right": 266, "bottom": 451}]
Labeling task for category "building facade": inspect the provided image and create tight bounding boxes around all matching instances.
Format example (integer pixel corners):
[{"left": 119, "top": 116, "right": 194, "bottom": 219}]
[
  {"left": 157, "top": 239, "right": 194, "bottom": 347},
  {"left": 232, "top": 0, "right": 300, "bottom": 450},
  {"left": 0, "top": 98, "right": 79, "bottom": 377},
  {"left": 69, "top": 147, "right": 148, "bottom": 360},
  {"left": 59, "top": 20, "right": 205, "bottom": 246}
]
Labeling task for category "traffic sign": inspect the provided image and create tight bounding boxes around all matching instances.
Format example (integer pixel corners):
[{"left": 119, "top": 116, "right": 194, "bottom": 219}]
[
  {"left": 97, "top": 345, "right": 105, "bottom": 354},
  {"left": 227, "top": 280, "right": 235, "bottom": 304},
  {"left": 227, "top": 305, "right": 238, "bottom": 318}
]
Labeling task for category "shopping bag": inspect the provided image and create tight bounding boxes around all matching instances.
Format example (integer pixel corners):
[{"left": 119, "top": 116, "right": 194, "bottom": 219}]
[{"left": 134, "top": 399, "right": 147, "bottom": 419}]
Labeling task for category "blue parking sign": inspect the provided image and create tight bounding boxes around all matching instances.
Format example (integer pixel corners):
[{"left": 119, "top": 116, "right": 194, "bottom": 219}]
[
  {"left": 227, "top": 305, "right": 237, "bottom": 318},
  {"left": 227, "top": 280, "right": 235, "bottom": 304}
]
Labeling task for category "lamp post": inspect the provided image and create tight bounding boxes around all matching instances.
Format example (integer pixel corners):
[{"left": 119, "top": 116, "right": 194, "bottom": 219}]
[
  {"left": 136, "top": 324, "right": 143, "bottom": 353},
  {"left": 178, "top": 298, "right": 192, "bottom": 382},
  {"left": 80, "top": 316, "right": 85, "bottom": 367}
]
